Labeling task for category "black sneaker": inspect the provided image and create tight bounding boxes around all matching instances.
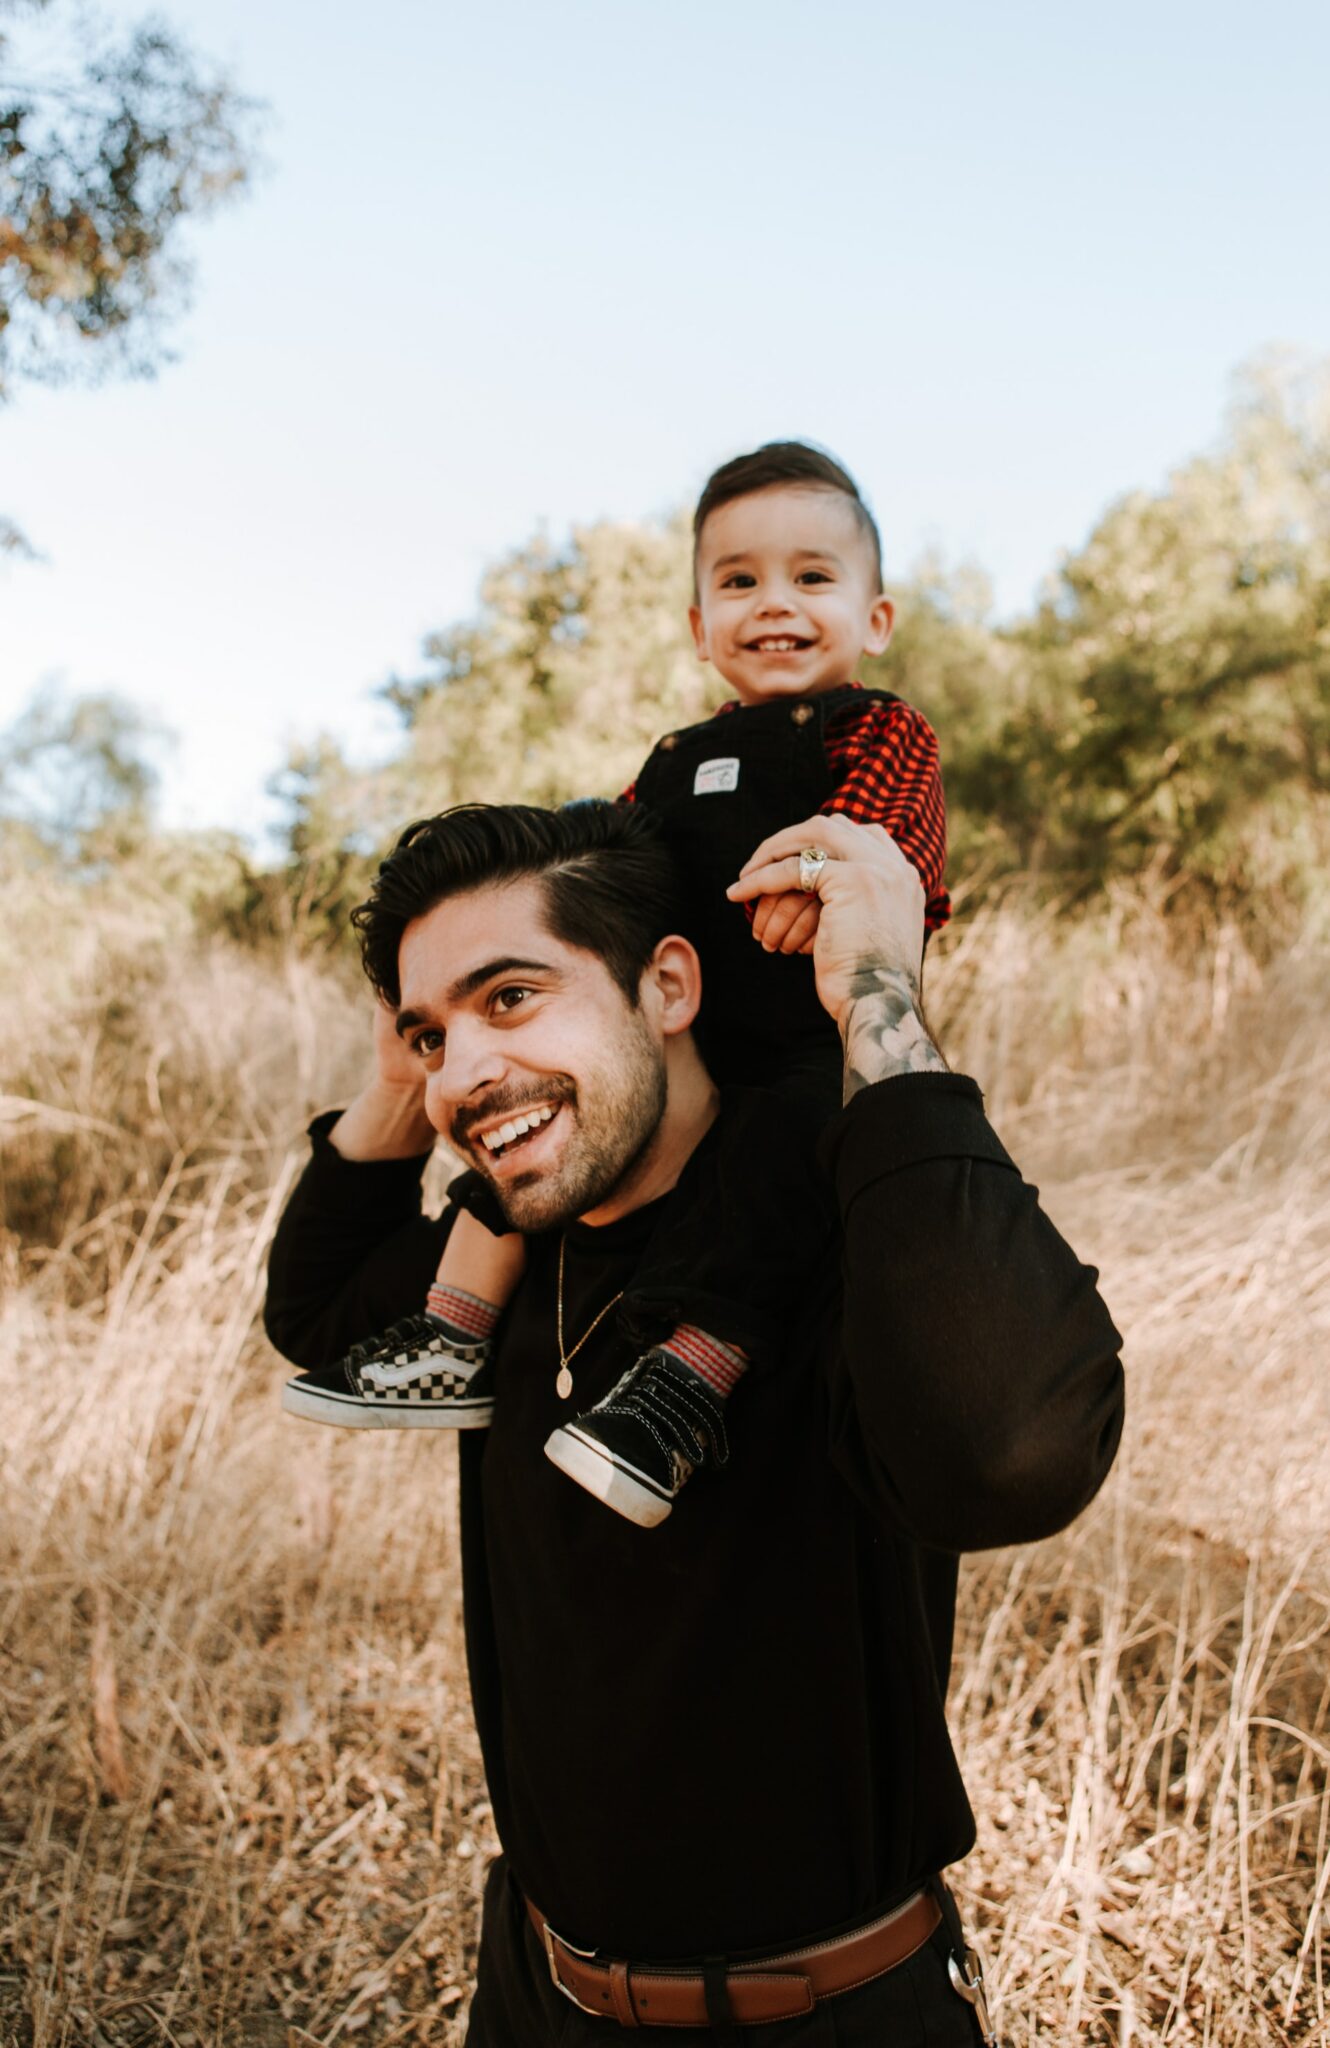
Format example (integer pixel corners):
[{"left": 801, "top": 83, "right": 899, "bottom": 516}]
[
  {"left": 544, "top": 1351, "right": 729, "bottom": 1528},
  {"left": 281, "top": 1314, "right": 495, "bottom": 1430}
]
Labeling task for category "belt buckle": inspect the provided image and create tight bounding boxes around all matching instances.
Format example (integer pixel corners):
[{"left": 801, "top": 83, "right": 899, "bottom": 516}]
[
  {"left": 540, "top": 1918, "right": 602, "bottom": 2016},
  {"left": 947, "top": 1942, "right": 998, "bottom": 2045}
]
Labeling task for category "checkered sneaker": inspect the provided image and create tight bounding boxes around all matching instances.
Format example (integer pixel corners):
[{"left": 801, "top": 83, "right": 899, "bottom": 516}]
[
  {"left": 281, "top": 1312, "right": 495, "bottom": 1431},
  {"left": 544, "top": 1350, "right": 729, "bottom": 1529}
]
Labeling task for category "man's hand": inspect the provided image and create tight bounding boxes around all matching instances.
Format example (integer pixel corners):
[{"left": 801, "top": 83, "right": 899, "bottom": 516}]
[
  {"left": 328, "top": 1000, "right": 439, "bottom": 1162},
  {"left": 727, "top": 814, "right": 947, "bottom": 1099}
]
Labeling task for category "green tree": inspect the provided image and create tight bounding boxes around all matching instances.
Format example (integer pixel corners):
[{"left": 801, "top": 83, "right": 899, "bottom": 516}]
[
  {"left": 0, "top": 0, "right": 256, "bottom": 394},
  {"left": 999, "top": 351, "right": 1330, "bottom": 909},
  {"left": 0, "top": 682, "right": 168, "bottom": 860},
  {"left": 1, "top": 0, "right": 258, "bottom": 548}
]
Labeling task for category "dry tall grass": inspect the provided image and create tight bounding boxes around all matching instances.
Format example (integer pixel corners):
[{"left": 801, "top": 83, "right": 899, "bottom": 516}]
[{"left": 1, "top": 892, "right": 1326, "bottom": 2045}]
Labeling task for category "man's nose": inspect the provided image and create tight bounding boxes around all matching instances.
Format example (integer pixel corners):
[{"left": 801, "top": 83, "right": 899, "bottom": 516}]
[{"left": 424, "top": 1027, "right": 507, "bottom": 1134}]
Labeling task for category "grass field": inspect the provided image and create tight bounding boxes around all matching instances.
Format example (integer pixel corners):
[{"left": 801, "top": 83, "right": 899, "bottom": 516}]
[{"left": 1, "top": 893, "right": 1326, "bottom": 2045}]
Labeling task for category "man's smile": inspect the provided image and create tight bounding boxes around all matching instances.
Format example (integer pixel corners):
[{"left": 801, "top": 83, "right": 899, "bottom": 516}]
[
  {"left": 457, "top": 1098, "right": 569, "bottom": 1175},
  {"left": 476, "top": 1102, "right": 558, "bottom": 1157}
]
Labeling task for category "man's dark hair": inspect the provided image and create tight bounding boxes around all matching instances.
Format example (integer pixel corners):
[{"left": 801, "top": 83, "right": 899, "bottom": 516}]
[
  {"left": 351, "top": 800, "right": 689, "bottom": 1009},
  {"left": 692, "top": 440, "right": 884, "bottom": 593}
]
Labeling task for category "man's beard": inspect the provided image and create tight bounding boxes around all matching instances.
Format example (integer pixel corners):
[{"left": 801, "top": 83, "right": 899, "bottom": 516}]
[{"left": 458, "top": 1014, "right": 669, "bottom": 1233}]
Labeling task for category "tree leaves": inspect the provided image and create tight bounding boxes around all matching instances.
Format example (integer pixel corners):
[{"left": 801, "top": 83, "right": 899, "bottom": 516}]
[{"left": 0, "top": 1, "right": 260, "bottom": 397}]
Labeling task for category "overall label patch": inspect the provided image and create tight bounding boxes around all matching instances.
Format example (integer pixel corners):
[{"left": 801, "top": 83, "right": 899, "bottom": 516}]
[{"left": 693, "top": 756, "right": 740, "bottom": 795}]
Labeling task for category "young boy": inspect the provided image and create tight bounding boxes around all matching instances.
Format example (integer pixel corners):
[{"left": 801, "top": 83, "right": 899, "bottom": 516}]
[{"left": 282, "top": 442, "right": 950, "bottom": 1527}]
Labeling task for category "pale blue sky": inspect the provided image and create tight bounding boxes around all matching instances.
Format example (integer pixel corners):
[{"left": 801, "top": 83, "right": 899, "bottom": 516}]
[{"left": 3, "top": 0, "right": 1328, "bottom": 839}]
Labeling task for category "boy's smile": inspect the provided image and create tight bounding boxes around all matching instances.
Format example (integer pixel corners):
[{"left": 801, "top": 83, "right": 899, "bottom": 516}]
[{"left": 689, "top": 484, "right": 894, "bottom": 706}]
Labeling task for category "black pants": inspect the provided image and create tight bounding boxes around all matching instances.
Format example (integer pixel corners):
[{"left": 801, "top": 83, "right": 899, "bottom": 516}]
[{"left": 465, "top": 1861, "right": 988, "bottom": 2046}]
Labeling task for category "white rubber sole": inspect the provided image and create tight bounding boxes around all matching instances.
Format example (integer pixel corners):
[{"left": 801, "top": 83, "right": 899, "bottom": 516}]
[
  {"left": 544, "top": 1425, "right": 674, "bottom": 1528},
  {"left": 281, "top": 1379, "right": 494, "bottom": 1430}
]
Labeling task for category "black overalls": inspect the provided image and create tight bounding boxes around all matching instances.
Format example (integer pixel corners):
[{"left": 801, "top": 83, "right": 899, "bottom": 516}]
[
  {"left": 632, "top": 685, "right": 895, "bottom": 1109},
  {"left": 617, "top": 686, "right": 900, "bottom": 1363}
]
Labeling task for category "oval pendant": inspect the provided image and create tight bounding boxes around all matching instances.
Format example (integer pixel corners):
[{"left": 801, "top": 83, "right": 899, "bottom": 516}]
[{"left": 556, "top": 1366, "right": 574, "bottom": 1401}]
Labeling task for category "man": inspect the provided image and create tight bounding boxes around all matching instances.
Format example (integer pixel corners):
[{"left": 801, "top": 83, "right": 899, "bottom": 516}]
[{"left": 265, "top": 799, "right": 1124, "bottom": 2042}]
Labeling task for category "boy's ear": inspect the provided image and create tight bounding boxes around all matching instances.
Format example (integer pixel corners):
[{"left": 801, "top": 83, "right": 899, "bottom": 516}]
[
  {"left": 864, "top": 594, "right": 895, "bottom": 657},
  {"left": 688, "top": 604, "right": 710, "bottom": 662}
]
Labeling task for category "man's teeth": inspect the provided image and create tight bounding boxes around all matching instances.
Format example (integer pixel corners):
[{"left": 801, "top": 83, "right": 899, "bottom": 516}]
[{"left": 481, "top": 1106, "right": 556, "bottom": 1153}]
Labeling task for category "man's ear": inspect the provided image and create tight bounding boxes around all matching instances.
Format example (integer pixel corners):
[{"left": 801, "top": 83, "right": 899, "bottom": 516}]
[
  {"left": 864, "top": 594, "right": 895, "bottom": 657},
  {"left": 641, "top": 934, "right": 703, "bottom": 1037},
  {"left": 688, "top": 604, "right": 710, "bottom": 663}
]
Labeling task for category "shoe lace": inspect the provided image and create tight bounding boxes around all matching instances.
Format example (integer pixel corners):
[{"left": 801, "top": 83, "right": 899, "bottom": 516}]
[
  {"left": 599, "top": 1352, "right": 730, "bottom": 1471},
  {"left": 343, "top": 1313, "right": 437, "bottom": 1373}
]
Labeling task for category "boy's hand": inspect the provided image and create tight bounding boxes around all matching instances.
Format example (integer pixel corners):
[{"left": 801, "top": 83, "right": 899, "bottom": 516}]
[
  {"left": 727, "top": 813, "right": 926, "bottom": 1030},
  {"left": 751, "top": 887, "right": 822, "bottom": 956}
]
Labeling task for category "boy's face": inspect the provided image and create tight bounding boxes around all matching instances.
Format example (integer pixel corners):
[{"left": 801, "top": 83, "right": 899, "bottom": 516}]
[{"left": 689, "top": 484, "right": 894, "bottom": 706}]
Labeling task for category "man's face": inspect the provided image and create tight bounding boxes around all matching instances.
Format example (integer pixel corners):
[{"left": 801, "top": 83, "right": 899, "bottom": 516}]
[
  {"left": 395, "top": 878, "right": 669, "bottom": 1232},
  {"left": 689, "top": 484, "right": 894, "bottom": 705}
]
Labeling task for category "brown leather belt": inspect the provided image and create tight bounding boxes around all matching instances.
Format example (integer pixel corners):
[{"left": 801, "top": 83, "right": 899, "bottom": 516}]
[{"left": 525, "top": 1887, "right": 942, "bottom": 2026}]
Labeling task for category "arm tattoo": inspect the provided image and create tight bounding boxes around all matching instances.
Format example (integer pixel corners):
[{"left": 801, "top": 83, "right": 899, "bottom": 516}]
[{"left": 840, "top": 960, "right": 948, "bottom": 1102}]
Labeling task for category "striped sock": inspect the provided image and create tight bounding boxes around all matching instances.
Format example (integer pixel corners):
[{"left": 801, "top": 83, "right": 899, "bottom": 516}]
[
  {"left": 427, "top": 1284, "right": 500, "bottom": 1348},
  {"left": 659, "top": 1324, "right": 748, "bottom": 1401}
]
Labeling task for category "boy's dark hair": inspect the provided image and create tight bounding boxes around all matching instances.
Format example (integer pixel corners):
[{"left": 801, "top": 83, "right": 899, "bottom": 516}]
[
  {"left": 351, "top": 800, "right": 689, "bottom": 1009},
  {"left": 692, "top": 440, "right": 883, "bottom": 593}
]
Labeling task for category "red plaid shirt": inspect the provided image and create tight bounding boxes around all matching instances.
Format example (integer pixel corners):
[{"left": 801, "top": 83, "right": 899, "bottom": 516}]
[{"left": 624, "top": 686, "right": 951, "bottom": 933}]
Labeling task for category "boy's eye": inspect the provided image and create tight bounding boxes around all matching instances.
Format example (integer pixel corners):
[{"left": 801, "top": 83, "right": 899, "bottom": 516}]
[
  {"left": 797, "top": 569, "right": 832, "bottom": 584},
  {"left": 719, "top": 572, "right": 756, "bottom": 589}
]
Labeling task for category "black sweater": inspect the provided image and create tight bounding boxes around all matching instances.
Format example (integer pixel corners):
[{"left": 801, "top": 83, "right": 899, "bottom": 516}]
[{"left": 265, "top": 1073, "right": 1124, "bottom": 1961}]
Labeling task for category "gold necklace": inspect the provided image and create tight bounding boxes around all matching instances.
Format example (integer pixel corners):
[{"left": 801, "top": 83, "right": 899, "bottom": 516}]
[{"left": 556, "top": 1234, "right": 624, "bottom": 1400}]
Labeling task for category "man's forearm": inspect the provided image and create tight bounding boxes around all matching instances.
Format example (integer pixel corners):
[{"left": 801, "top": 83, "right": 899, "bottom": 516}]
[
  {"left": 329, "top": 1080, "right": 437, "bottom": 1162},
  {"left": 824, "top": 1075, "right": 1126, "bottom": 1551},
  {"left": 839, "top": 961, "right": 948, "bottom": 1104},
  {"left": 265, "top": 1113, "right": 449, "bottom": 1368}
]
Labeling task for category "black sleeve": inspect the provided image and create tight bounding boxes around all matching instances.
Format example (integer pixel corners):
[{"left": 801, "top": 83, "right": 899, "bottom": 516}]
[
  {"left": 821, "top": 1073, "right": 1125, "bottom": 1553},
  {"left": 264, "top": 1111, "right": 454, "bottom": 1369}
]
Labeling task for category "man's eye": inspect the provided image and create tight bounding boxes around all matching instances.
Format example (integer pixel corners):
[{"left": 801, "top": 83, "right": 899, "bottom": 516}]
[
  {"left": 492, "top": 986, "right": 530, "bottom": 1013},
  {"left": 412, "top": 1030, "right": 444, "bottom": 1057}
]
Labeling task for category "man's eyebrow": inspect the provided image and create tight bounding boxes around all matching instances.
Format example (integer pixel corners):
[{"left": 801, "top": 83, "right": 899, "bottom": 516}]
[
  {"left": 446, "top": 955, "right": 554, "bottom": 1003},
  {"left": 394, "top": 958, "right": 555, "bottom": 1037},
  {"left": 393, "top": 958, "right": 555, "bottom": 1038}
]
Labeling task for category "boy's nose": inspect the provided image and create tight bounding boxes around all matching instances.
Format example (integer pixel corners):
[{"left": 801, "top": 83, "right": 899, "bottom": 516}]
[{"left": 755, "top": 588, "right": 796, "bottom": 616}]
